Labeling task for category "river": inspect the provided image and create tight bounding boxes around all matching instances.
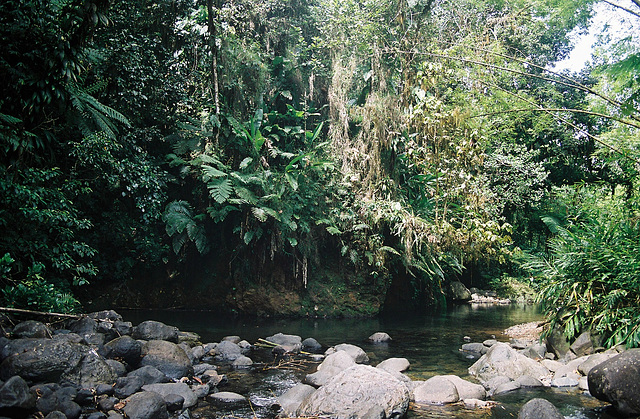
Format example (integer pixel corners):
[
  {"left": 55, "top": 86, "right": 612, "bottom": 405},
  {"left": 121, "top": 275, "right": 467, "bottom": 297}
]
[{"left": 119, "top": 304, "right": 611, "bottom": 418}]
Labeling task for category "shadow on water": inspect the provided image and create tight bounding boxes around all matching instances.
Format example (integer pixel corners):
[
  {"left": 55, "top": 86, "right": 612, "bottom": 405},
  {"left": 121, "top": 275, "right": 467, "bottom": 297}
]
[{"left": 119, "top": 304, "right": 611, "bottom": 418}]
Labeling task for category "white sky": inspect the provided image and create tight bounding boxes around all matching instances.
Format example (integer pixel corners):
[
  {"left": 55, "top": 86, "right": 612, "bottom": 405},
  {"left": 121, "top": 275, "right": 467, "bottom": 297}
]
[{"left": 553, "top": 1, "right": 638, "bottom": 72}]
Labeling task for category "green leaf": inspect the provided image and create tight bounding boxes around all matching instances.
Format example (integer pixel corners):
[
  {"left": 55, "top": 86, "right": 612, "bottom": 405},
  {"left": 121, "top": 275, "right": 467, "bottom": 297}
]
[
  {"left": 326, "top": 226, "right": 342, "bottom": 235},
  {"left": 239, "top": 157, "right": 253, "bottom": 169},
  {"left": 202, "top": 164, "right": 227, "bottom": 181},
  {"left": 208, "top": 178, "right": 233, "bottom": 204}
]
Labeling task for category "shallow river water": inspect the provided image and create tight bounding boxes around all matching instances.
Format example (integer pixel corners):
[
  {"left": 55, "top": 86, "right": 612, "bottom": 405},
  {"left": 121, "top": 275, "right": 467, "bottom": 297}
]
[{"left": 119, "top": 304, "right": 613, "bottom": 418}]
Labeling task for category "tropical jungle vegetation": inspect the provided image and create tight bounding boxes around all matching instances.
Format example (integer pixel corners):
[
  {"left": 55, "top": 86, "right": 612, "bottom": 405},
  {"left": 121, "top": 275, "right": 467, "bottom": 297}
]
[{"left": 1, "top": 0, "right": 639, "bottom": 347}]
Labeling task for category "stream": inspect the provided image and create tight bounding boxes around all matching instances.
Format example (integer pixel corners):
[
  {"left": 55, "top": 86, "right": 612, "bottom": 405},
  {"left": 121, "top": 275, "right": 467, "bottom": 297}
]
[{"left": 119, "top": 304, "right": 612, "bottom": 418}]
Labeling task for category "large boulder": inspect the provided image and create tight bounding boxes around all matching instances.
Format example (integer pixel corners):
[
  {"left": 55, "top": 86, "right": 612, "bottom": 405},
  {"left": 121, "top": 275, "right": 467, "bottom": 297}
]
[
  {"left": 132, "top": 321, "right": 178, "bottom": 343},
  {"left": 413, "top": 376, "right": 459, "bottom": 405},
  {"left": 127, "top": 365, "right": 171, "bottom": 385},
  {"left": 214, "top": 340, "right": 243, "bottom": 361},
  {"left": 570, "top": 332, "right": 594, "bottom": 357},
  {"left": 588, "top": 349, "right": 640, "bottom": 416},
  {"left": 299, "top": 365, "right": 410, "bottom": 418},
  {"left": 546, "top": 327, "right": 572, "bottom": 360},
  {"left": 266, "top": 333, "right": 302, "bottom": 353},
  {"left": 139, "top": 340, "right": 193, "bottom": 380},
  {"left": 441, "top": 375, "right": 486, "bottom": 400},
  {"left": 1, "top": 338, "right": 89, "bottom": 383},
  {"left": 377, "top": 358, "right": 410, "bottom": 374},
  {"left": 468, "top": 343, "right": 550, "bottom": 384},
  {"left": 141, "top": 382, "right": 198, "bottom": 408},
  {"left": 518, "top": 398, "right": 563, "bottom": 419},
  {"left": 368, "top": 332, "right": 392, "bottom": 343},
  {"left": 449, "top": 281, "right": 472, "bottom": 301},
  {"left": 122, "top": 391, "right": 168, "bottom": 419},
  {"left": 59, "top": 348, "right": 117, "bottom": 387}
]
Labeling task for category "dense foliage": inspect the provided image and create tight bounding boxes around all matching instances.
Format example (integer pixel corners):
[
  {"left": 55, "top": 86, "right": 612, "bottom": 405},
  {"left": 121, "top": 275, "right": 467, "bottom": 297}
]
[{"left": 1, "top": 0, "right": 639, "bottom": 347}]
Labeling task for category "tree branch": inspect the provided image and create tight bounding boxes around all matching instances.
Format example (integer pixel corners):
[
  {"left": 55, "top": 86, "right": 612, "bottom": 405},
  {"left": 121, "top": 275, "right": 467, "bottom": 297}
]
[{"left": 601, "top": 0, "right": 640, "bottom": 19}]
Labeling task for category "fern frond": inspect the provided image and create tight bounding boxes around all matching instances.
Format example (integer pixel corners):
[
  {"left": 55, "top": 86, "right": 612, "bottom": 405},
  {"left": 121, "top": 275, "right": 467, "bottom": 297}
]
[{"left": 208, "top": 178, "right": 233, "bottom": 204}]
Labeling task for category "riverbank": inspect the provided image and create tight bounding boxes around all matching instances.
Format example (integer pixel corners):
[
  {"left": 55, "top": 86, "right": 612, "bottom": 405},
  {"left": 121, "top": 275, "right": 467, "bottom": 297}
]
[{"left": 1, "top": 307, "right": 636, "bottom": 418}]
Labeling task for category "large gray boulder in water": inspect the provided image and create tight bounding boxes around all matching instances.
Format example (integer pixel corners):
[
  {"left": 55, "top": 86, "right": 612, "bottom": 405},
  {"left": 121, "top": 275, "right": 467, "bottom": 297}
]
[
  {"left": 588, "top": 349, "right": 640, "bottom": 417},
  {"left": 517, "top": 398, "right": 563, "bottom": 419},
  {"left": 449, "top": 281, "right": 472, "bottom": 301},
  {"left": 298, "top": 365, "right": 410, "bottom": 418},
  {"left": 468, "top": 342, "right": 550, "bottom": 384},
  {"left": 132, "top": 321, "right": 179, "bottom": 343},
  {"left": 139, "top": 340, "right": 193, "bottom": 380}
]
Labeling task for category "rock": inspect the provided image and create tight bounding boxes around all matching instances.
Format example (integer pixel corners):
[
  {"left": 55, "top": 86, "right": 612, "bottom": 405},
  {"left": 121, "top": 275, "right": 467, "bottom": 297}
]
[
  {"left": 302, "top": 338, "right": 322, "bottom": 353},
  {"left": 578, "top": 352, "right": 615, "bottom": 376},
  {"left": 164, "top": 393, "right": 184, "bottom": 412},
  {"left": 546, "top": 327, "right": 572, "bottom": 360},
  {"left": 524, "top": 343, "right": 547, "bottom": 360},
  {"left": 461, "top": 343, "right": 485, "bottom": 353},
  {"left": 191, "top": 346, "right": 205, "bottom": 362},
  {"left": 104, "top": 336, "right": 143, "bottom": 367},
  {"left": 82, "top": 332, "right": 105, "bottom": 346},
  {"left": 88, "top": 310, "right": 123, "bottom": 322},
  {"left": 142, "top": 382, "right": 197, "bottom": 408},
  {"left": 200, "top": 370, "right": 225, "bottom": 387},
  {"left": 483, "top": 339, "right": 498, "bottom": 347},
  {"left": 97, "top": 396, "right": 117, "bottom": 411},
  {"left": 44, "top": 411, "right": 67, "bottom": 419},
  {"left": 86, "top": 413, "right": 108, "bottom": 419},
  {"left": 177, "top": 331, "right": 201, "bottom": 347},
  {"left": 298, "top": 365, "right": 410, "bottom": 418},
  {"left": 208, "top": 392, "right": 247, "bottom": 407},
  {"left": 333, "top": 343, "right": 369, "bottom": 363},
  {"left": 192, "top": 383, "right": 210, "bottom": 398},
  {"left": 193, "top": 363, "right": 216, "bottom": 376},
  {"left": 462, "top": 399, "right": 497, "bottom": 409},
  {"left": 579, "top": 376, "right": 589, "bottom": 391},
  {"left": 214, "top": 340, "right": 243, "bottom": 361},
  {"left": 12, "top": 320, "right": 51, "bottom": 338},
  {"left": 122, "top": 391, "right": 168, "bottom": 419},
  {"left": 68, "top": 318, "right": 98, "bottom": 335},
  {"left": 514, "top": 375, "right": 543, "bottom": 387},
  {"left": 305, "top": 351, "right": 356, "bottom": 387},
  {"left": 232, "top": 355, "right": 253, "bottom": 368},
  {"left": 510, "top": 339, "right": 529, "bottom": 350},
  {"left": 277, "top": 384, "right": 316, "bottom": 417},
  {"left": 551, "top": 376, "right": 579, "bottom": 387},
  {"left": 1, "top": 338, "right": 99, "bottom": 384},
  {"left": 570, "top": 332, "right": 594, "bottom": 357},
  {"left": 132, "top": 321, "right": 179, "bottom": 343},
  {"left": 222, "top": 336, "right": 241, "bottom": 344},
  {"left": 127, "top": 365, "right": 170, "bottom": 385},
  {"left": 554, "top": 356, "right": 586, "bottom": 381},
  {"left": 0, "top": 376, "right": 36, "bottom": 416},
  {"left": 113, "top": 376, "right": 143, "bottom": 399},
  {"left": 540, "top": 359, "right": 562, "bottom": 372},
  {"left": 35, "top": 387, "right": 81, "bottom": 419},
  {"left": 105, "top": 360, "right": 126, "bottom": 377},
  {"left": 368, "top": 332, "right": 392, "bottom": 343},
  {"left": 267, "top": 333, "right": 302, "bottom": 354},
  {"left": 494, "top": 381, "right": 520, "bottom": 395},
  {"left": 450, "top": 281, "right": 472, "bottom": 301},
  {"left": 376, "top": 358, "right": 410, "bottom": 373},
  {"left": 59, "top": 348, "right": 117, "bottom": 387},
  {"left": 482, "top": 376, "right": 511, "bottom": 396},
  {"left": 441, "top": 375, "right": 486, "bottom": 400},
  {"left": 413, "top": 376, "right": 459, "bottom": 404},
  {"left": 518, "top": 398, "right": 563, "bottom": 419},
  {"left": 468, "top": 343, "right": 550, "bottom": 384},
  {"left": 588, "top": 349, "right": 640, "bottom": 417},
  {"left": 139, "top": 340, "right": 193, "bottom": 379}
]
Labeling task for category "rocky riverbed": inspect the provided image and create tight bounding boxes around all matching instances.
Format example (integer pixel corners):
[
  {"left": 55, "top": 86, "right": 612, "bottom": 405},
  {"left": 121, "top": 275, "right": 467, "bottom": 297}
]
[{"left": 0, "top": 310, "right": 639, "bottom": 419}]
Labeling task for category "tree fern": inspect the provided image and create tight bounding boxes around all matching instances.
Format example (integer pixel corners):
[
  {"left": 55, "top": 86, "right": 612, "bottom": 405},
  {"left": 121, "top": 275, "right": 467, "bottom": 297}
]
[{"left": 208, "top": 178, "right": 233, "bottom": 203}]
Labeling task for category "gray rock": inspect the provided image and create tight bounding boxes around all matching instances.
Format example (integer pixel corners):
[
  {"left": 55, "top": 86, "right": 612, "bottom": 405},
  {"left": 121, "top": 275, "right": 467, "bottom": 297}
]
[
  {"left": 442, "top": 375, "right": 486, "bottom": 400},
  {"left": 177, "top": 331, "right": 201, "bottom": 347},
  {"left": 461, "top": 343, "right": 485, "bottom": 353},
  {"left": 510, "top": 339, "right": 529, "bottom": 350},
  {"left": 105, "top": 360, "right": 127, "bottom": 377},
  {"left": 468, "top": 343, "right": 550, "bottom": 384},
  {"left": 376, "top": 358, "right": 410, "bottom": 373},
  {"left": 68, "top": 317, "right": 98, "bottom": 335},
  {"left": 104, "top": 336, "right": 142, "bottom": 367},
  {"left": 214, "top": 340, "right": 243, "bottom": 361},
  {"left": 570, "top": 332, "right": 594, "bottom": 357},
  {"left": 127, "top": 365, "right": 170, "bottom": 385},
  {"left": 450, "top": 281, "right": 472, "bottom": 301},
  {"left": 193, "top": 363, "right": 216, "bottom": 375},
  {"left": 540, "top": 359, "right": 562, "bottom": 372},
  {"left": 0, "top": 376, "right": 36, "bottom": 415},
  {"left": 514, "top": 375, "right": 543, "bottom": 387},
  {"left": 517, "top": 398, "right": 563, "bottom": 419},
  {"left": 12, "top": 320, "right": 51, "bottom": 338},
  {"left": 524, "top": 343, "right": 547, "bottom": 360},
  {"left": 88, "top": 310, "right": 123, "bottom": 322},
  {"left": 222, "top": 336, "right": 241, "bottom": 344},
  {"left": 191, "top": 384, "right": 210, "bottom": 398},
  {"left": 333, "top": 343, "right": 369, "bottom": 363},
  {"left": 164, "top": 393, "right": 184, "bottom": 412},
  {"left": 482, "top": 375, "right": 511, "bottom": 395},
  {"left": 413, "top": 376, "right": 459, "bottom": 404},
  {"left": 588, "top": 348, "right": 640, "bottom": 416},
  {"left": 208, "top": 391, "right": 247, "bottom": 406},
  {"left": 123, "top": 391, "right": 168, "bottom": 419},
  {"left": 132, "top": 321, "right": 179, "bottom": 343},
  {"left": 114, "top": 376, "right": 144, "bottom": 399},
  {"left": 191, "top": 346, "right": 205, "bottom": 362},
  {"left": 554, "top": 356, "right": 587, "bottom": 380},
  {"left": 579, "top": 376, "right": 589, "bottom": 391},
  {"left": 305, "top": 350, "right": 356, "bottom": 387},
  {"left": 277, "top": 384, "right": 316, "bottom": 417},
  {"left": 302, "top": 338, "right": 323, "bottom": 353},
  {"left": 551, "top": 376, "right": 579, "bottom": 387},
  {"left": 494, "top": 381, "right": 520, "bottom": 395},
  {"left": 267, "top": 333, "right": 303, "bottom": 354},
  {"left": 59, "top": 348, "right": 116, "bottom": 387},
  {"left": 578, "top": 352, "right": 615, "bottom": 376},
  {"left": 98, "top": 396, "right": 117, "bottom": 411},
  {"left": 140, "top": 340, "right": 193, "bottom": 379},
  {"left": 142, "top": 382, "right": 197, "bottom": 408},
  {"left": 368, "top": 332, "right": 392, "bottom": 343},
  {"left": 546, "top": 327, "right": 572, "bottom": 360},
  {"left": 44, "top": 411, "right": 67, "bottom": 419},
  {"left": 299, "top": 365, "right": 410, "bottom": 418},
  {"left": 232, "top": 355, "right": 253, "bottom": 368},
  {"left": 483, "top": 339, "right": 498, "bottom": 347},
  {"left": 85, "top": 412, "right": 108, "bottom": 419}
]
